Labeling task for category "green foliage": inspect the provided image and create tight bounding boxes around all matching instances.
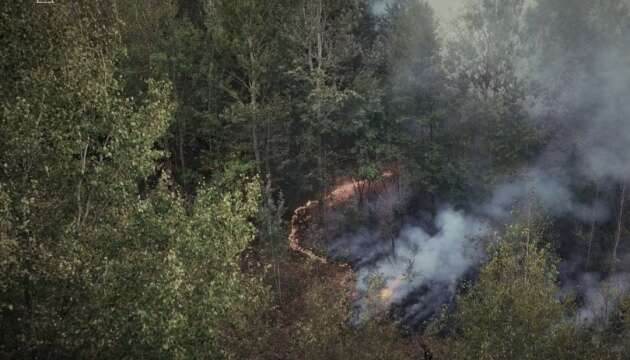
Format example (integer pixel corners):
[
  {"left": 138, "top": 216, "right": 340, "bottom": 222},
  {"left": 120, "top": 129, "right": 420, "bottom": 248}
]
[
  {"left": 447, "top": 0, "right": 527, "bottom": 100},
  {"left": 0, "top": 1, "right": 267, "bottom": 357},
  {"left": 102, "top": 178, "right": 266, "bottom": 358},
  {"left": 291, "top": 277, "right": 413, "bottom": 360},
  {"left": 447, "top": 224, "right": 577, "bottom": 360},
  {"left": 2, "top": 0, "right": 630, "bottom": 358}
]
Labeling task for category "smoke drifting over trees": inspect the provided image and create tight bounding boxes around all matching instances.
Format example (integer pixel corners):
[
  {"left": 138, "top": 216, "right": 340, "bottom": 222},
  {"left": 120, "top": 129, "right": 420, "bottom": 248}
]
[
  {"left": 332, "top": 208, "right": 487, "bottom": 325},
  {"left": 2, "top": 0, "right": 630, "bottom": 358},
  {"left": 323, "top": 0, "right": 630, "bottom": 332}
]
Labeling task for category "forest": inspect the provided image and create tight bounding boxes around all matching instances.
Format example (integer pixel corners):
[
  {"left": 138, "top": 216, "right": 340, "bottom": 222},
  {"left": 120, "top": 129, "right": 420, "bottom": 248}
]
[{"left": 2, "top": 0, "right": 630, "bottom": 358}]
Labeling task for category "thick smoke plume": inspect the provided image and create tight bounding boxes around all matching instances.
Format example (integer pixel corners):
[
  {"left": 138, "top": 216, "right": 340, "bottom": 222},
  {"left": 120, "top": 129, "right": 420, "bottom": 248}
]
[
  {"left": 330, "top": 0, "right": 630, "bottom": 326},
  {"left": 330, "top": 209, "right": 487, "bottom": 324}
]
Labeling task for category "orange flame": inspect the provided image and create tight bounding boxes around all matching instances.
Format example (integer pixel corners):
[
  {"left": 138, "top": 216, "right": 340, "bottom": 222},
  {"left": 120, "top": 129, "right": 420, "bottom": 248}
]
[{"left": 379, "top": 276, "right": 405, "bottom": 303}]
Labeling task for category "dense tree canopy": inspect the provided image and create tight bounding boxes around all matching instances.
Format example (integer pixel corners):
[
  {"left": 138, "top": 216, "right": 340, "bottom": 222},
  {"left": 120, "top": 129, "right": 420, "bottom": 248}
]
[{"left": 2, "top": 0, "right": 630, "bottom": 358}]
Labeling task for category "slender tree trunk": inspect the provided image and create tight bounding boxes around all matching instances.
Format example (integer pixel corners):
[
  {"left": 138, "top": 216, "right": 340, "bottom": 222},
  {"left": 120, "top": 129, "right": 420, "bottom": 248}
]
[
  {"left": 586, "top": 183, "right": 600, "bottom": 271},
  {"left": 76, "top": 143, "right": 89, "bottom": 230},
  {"left": 251, "top": 122, "right": 261, "bottom": 174},
  {"left": 178, "top": 119, "right": 185, "bottom": 171},
  {"left": 304, "top": 3, "right": 314, "bottom": 73},
  {"left": 526, "top": 193, "right": 532, "bottom": 248},
  {"left": 249, "top": 73, "right": 282, "bottom": 298},
  {"left": 523, "top": 189, "right": 533, "bottom": 284},
  {"left": 612, "top": 182, "right": 626, "bottom": 265},
  {"left": 265, "top": 113, "right": 271, "bottom": 180},
  {"left": 250, "top": 81, "right": 262, "bottom": 177},
  {"left": 316, "top": 0, "right": 325, "bottom": 214}
]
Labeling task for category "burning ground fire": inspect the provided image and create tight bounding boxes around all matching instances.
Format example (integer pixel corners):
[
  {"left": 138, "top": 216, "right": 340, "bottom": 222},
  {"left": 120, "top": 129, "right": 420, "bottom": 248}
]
[
  {"left": 288, "top": 169, "right": 400, "bottom": 306},
  {"left": 379, "top": 276, "right": 406, "bottom": 303},
  {"left": 327, "top": 170, "right": 396, "bottom": 206},
  {"left": 288, "top": 200, "right": 327, "bottom": 263},
  {"left": 288, "top": 170, "right": 398, "bottom": 263},
  {"left": 288, "top": 167, "right": 488, "bottom": 328}
]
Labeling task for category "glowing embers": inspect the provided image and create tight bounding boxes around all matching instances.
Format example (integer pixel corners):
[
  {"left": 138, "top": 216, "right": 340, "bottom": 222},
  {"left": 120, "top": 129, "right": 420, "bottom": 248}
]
[
  {"left": 379, "top": 275, "right": 406, "bottom": 303},
  {"left": 326, "top": 170, "right": 398, "bottom": 207},
  {"left": 288, "top": 168, "right": 399, "bottom": 263},
  {"left": 327, "top": 180, "right": 358, "bottom": 206},
  {"left": 288, "top": 200, "right": 326, "bottom": 263}
]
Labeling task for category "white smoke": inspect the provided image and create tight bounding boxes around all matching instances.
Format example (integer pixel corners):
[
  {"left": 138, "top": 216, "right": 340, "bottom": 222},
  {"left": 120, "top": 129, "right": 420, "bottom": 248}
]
[
  {"left": 357, "top": 209, "right": 486, "bottom": 297},
  {"left": 561, "top": 272, "right": 630, "bottom": 325},
  {"left": 480, "top": 3, "right": 630, "bottom": 323},
  {"left": 331, "top": 208, "right": 487, "bottom": 324},
  {"left": 481, "top": 168, "right": 610, "bottom": 223},
  {"left": 335, "top": 0, "right": 630, "bottom": 326}
]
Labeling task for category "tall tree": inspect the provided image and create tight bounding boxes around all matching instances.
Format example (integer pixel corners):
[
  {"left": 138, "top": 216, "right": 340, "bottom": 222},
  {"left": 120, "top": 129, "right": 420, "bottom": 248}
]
[
  {"left": 447, "top": 225, "right": 577, "bottom": 360},
  {"left": 206, "top": 0, "right": 290, "bottom": 180},
  {"left": 0, "top": 1, "right": 267, "bottom": 356},
  {"left": 447, "top": 0, "right": 527, "bottom": 100},
  {"left": 441, "top": 0, "right": 543, "bottom": 192}
]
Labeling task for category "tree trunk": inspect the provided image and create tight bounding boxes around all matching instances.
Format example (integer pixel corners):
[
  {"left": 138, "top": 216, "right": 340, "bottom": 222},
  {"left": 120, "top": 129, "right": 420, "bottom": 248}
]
[
  {"left": 178, "top": 118, "right": 185, "bottom": 171},
  {"left": 585, "top": 183, "right": 600, "bottom": 271},
  {"left": 612, "top": 183, "right": 626, "bottom": 265},
  {"left": 250, "top": 77, "right": 262, "bottom": 176},
  {"left": 265, "top": 111, "right": 271, "bottom": 181}
]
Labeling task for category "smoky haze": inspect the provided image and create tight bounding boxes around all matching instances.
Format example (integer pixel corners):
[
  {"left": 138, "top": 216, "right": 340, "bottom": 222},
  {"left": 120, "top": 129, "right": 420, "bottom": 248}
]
[
  {"left": 337, "top": 0, "right": 630, "bottom": 327},
  {"left": 373, "top": 0, "right": 464, "bottom": 21}
]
